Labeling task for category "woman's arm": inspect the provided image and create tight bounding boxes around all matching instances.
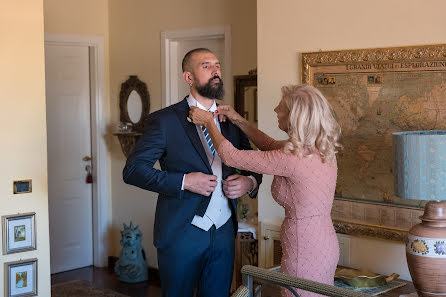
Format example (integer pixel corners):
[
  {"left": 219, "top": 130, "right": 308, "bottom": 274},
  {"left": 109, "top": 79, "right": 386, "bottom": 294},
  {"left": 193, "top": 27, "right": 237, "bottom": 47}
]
[
  {"left": 188, "top": 106, "right": 271, "bottom": 151},
  {"left": 189, "top": 107, "right": 295, "bottom": 178},
  {"left": 204, "top": 117, "right": 226, "bottom": 151},
  {"left": 217, "top": 105, "right": 286, "bottom": 151},
  {"left": 189, "top": 106, "right": 285, "bottom": 152},
  {"left": 217, "top": 140, "right": 295, "bottom": 177}
]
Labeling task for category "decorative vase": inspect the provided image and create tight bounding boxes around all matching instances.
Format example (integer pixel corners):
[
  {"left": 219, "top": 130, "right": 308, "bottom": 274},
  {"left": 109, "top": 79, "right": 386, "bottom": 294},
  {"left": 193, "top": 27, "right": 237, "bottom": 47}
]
[{"left": 406, "top": 201, "right": 446, "bottom": 297}]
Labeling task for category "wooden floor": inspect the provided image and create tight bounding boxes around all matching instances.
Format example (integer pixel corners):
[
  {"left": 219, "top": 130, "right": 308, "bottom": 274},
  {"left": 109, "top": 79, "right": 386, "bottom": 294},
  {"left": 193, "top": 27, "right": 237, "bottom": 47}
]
[
  {"left": 51, "top": 266, "right": 162, "bottom": 297},
  {"left": 51, "top": 266, "right": 416, "bottom": 297}
]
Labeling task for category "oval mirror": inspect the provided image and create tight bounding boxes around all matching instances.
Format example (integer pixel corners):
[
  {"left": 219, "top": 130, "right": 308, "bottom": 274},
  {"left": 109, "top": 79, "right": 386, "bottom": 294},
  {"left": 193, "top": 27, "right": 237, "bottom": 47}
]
[
  {"left": 119, "top": 75, "right": 151, "bottom": 132},
  {"left": 127, "top": 90, "right": 142, "bottom": 123}
]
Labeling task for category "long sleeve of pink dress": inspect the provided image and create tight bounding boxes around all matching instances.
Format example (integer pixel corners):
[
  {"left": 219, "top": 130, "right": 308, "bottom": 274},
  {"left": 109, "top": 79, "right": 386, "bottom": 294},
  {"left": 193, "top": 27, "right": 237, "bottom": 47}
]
[{"left": 218, "top": 138, "right": 339, "bottom": 297}]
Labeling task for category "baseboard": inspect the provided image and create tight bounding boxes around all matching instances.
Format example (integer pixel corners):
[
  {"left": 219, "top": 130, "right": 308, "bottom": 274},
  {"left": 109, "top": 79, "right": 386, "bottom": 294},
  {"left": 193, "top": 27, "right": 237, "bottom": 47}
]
[
  {"left": 148, "top": 267, "right": 161, "bottom": 284},
  {"left": 108, "top": 256, "right": 118, "bottom": 271}
]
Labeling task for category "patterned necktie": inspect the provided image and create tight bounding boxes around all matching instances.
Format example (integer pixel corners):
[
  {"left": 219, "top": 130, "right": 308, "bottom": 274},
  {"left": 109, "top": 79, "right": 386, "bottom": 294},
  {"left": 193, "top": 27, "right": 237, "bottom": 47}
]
[{"left": 201, "top": 112, "right": 216, "bottom": 155}]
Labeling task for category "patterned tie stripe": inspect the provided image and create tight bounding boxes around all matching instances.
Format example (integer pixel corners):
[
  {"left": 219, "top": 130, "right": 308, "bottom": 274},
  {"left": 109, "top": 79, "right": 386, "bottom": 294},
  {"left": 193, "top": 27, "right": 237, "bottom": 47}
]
[{"left": 201, "top": 125, "right": 216, "bottom": 155}]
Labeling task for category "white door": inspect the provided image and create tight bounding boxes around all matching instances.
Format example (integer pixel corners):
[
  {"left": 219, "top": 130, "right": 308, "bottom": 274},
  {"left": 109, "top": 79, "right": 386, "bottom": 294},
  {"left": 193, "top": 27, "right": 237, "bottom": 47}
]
[
  {"left": 45, "top": 44, "right": 93, "bottom": 273},
  {"left": 177, "top": 39, "right": 225, "bottom": 102}
]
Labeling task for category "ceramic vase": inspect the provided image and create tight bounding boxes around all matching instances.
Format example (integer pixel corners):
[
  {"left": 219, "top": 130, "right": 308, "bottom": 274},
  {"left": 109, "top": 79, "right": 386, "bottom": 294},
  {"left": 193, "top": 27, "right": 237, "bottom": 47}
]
[{"left": 406, "top": 201, "right": 446, "bottom": 297}]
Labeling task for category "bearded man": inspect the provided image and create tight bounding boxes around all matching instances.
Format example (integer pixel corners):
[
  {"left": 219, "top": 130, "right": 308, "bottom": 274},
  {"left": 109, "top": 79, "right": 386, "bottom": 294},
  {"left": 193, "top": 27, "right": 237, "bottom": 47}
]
[{"left": 123, "top": 48, "right": 262, "bottom": 297}]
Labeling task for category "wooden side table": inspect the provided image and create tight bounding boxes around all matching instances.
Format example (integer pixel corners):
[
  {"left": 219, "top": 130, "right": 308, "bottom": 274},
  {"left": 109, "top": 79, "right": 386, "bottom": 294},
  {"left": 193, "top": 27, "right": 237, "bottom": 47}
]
[
  {"left": 256, "top": 266, "right": 416, "bottom": 297},
  {"left": 233, "top": 231, "right": 258, "bottom": 291},
  {"left": 257, "top": 277, "right": 415, "bottom": 297}
]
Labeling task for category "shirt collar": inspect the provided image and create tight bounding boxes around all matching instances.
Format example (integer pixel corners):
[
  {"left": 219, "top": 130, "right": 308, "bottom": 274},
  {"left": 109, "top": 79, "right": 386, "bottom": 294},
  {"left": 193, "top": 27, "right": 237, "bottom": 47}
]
[{"left": 187, "top": 94, "right": 217, "bottom": 113}]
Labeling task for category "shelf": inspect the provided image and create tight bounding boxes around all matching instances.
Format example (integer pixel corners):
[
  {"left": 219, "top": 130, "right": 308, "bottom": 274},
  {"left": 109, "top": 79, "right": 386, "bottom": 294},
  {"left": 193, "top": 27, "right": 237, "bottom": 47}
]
[{"left": 112, "top": 132, "right": 142, "bottom": 157}]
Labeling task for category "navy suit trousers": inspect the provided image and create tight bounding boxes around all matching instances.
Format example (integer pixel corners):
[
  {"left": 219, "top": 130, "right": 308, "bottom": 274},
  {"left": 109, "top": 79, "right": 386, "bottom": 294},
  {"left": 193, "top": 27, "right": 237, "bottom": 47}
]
[{"left": 157, "top": 219, "right": 235, "bottom": 297}]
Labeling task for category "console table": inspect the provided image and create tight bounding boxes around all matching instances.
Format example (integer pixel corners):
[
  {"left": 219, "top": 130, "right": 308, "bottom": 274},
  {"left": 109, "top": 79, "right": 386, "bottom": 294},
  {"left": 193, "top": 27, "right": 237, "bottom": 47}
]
[{"left": 253, "top": 273, "right": 415, "bottom": 297}]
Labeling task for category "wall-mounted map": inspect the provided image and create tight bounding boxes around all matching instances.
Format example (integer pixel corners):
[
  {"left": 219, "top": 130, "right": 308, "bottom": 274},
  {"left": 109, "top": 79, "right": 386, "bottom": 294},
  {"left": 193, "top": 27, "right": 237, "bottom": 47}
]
[{"left": 302, "top": 45, "right": 446, "bottom": 209}]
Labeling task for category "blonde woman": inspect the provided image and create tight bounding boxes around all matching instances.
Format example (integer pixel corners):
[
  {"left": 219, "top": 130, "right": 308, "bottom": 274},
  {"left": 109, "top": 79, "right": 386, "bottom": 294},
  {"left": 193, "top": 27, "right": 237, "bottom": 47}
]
[{"left": 189, "top": 85, "right": 342, "bottom": 297}]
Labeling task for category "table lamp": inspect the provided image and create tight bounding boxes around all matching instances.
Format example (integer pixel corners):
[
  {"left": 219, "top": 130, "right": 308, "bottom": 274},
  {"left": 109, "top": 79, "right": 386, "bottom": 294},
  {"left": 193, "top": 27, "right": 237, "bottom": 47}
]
[{"left": 393, "top": 130, "right": 446, "bottom": 297}]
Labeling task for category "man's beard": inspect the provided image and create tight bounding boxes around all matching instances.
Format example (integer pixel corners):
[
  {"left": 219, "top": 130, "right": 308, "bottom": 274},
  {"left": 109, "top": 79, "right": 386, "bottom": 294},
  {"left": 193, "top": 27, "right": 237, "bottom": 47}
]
[{"left": 194, "top": 75, "right": 224, "bottom": 100}]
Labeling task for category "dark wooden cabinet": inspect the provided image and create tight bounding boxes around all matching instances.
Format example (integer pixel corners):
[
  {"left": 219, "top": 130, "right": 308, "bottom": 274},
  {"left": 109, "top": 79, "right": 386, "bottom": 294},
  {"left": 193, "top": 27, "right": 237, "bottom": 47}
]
[{"left": 232, "top": 232, "right": 258, "bottom": 291}]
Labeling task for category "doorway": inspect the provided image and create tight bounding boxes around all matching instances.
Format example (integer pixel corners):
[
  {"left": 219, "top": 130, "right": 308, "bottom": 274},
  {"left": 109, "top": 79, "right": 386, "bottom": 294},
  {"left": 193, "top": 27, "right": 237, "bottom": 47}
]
[
  {"left": 44, "top": 34, "right": 109, "bottom": 272},
  {"left": 161, "top": 25, "right": 232, "bottom": 107},
  {"left": 45, "top": 43, "right": 93, "bottom": 273}
]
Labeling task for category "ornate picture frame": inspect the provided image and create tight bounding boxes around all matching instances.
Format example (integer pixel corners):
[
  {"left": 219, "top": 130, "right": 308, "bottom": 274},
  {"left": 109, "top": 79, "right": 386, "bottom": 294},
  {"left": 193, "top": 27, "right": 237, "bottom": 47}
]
[
  {"left": 301, "top": 44, "right": 446, "bottom": 241},
  {"left": 2, "top": 213, "right": 36, "bottom": 254},
  {"left": 4, "top": 258, "right": 38, "bottom": 297}
]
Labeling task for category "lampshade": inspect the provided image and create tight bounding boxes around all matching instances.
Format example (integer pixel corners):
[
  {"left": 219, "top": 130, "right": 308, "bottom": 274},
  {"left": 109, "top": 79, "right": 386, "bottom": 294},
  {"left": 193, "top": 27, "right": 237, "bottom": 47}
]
[{"left": 393, "top": 130, "right": 446, "bottom": 201}]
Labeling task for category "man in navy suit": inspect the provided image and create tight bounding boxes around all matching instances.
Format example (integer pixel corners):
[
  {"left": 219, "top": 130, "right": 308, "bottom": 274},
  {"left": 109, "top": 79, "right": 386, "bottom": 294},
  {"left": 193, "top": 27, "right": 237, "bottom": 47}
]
[{"left": 123, "top": 48, "right": 262, "bottom": 297}]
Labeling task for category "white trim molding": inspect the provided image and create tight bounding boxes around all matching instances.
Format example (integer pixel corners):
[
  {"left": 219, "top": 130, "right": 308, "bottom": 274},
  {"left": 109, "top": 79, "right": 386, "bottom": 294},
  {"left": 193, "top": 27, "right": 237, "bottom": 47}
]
[
  {"left": 44, "top": 34, "right": 109, "bottom": 267},
  {"left": 161, "top": 25, "right": 232, "bottom": 107}
]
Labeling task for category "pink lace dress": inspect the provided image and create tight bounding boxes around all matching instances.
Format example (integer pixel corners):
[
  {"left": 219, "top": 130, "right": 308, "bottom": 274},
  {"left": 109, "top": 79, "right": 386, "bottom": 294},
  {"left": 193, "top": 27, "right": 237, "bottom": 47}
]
[{"left": 218, "top": 135, "right": 339, "bottom": 297}]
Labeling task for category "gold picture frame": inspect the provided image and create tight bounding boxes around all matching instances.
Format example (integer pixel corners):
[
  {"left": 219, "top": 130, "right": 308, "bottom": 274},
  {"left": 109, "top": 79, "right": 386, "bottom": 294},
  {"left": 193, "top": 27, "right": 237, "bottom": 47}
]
[{"left": 301, "top": 44, "right": 446, "bottom": 241}]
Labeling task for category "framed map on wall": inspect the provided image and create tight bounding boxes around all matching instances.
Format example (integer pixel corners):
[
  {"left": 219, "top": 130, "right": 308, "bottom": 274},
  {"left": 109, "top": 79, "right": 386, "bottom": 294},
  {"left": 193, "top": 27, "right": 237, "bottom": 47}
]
[{"left": 301, "top": 44, "right": 446, "bottom": 241}]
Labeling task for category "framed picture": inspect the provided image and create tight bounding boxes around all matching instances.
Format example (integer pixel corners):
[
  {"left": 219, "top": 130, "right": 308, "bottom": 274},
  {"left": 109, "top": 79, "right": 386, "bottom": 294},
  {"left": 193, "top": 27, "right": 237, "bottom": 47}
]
[
  {"left": 2, "top": 213, "right": 36, "bottom": 254},
  {"left": 301, "top": 44, "right": 446, "bottom": 241},
  {"left": 4, "top": 258, "right": 38, "bottom": 297}
]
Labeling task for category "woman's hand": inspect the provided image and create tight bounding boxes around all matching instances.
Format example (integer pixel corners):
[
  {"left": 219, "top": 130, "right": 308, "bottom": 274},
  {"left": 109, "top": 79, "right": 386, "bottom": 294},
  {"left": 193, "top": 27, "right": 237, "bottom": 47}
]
[
  {"left": 217, "top": 104, "right": 241, "bottom": 123},
  {"left": 189, "top": 106, "right": 215, "bottom": 127}
]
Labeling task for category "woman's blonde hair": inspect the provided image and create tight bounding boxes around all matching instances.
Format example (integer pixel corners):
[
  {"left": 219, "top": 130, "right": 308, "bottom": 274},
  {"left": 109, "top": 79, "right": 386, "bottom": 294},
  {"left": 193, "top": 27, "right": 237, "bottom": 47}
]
[{"left": 281, "top": 85, "right": 342, "bottom": 163}]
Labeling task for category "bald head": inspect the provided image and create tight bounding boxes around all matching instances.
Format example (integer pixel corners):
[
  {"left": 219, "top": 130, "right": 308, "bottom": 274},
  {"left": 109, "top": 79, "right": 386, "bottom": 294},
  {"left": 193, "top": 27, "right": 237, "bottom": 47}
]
[{"left": 182, "top": 48, "right": 213, "bottom": 73}]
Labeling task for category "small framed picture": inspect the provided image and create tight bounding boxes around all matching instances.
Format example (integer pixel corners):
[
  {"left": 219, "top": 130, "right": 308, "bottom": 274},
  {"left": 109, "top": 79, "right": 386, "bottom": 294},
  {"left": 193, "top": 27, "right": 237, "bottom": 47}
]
[
  {"left": 4, "top": 259, "right": 38, "bottom": 297},
  {"left": 2, "top": 213, "right": 36, "bottom": 255}
]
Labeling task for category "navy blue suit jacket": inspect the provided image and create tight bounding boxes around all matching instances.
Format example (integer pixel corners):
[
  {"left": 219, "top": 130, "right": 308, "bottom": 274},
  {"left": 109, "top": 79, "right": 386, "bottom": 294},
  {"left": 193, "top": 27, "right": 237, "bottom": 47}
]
[{"left": 123, "top": 98, "right": 262, "bottom": 249}]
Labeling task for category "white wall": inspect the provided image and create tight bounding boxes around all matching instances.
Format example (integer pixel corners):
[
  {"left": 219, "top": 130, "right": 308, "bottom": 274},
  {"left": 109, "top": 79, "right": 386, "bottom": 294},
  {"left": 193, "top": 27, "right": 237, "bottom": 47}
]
[
  {"left": 0, "top": 1, "right": 51, "bottom": 296},
  {"left": 257, "top": 0, "right": 446, "bottom": 280}
]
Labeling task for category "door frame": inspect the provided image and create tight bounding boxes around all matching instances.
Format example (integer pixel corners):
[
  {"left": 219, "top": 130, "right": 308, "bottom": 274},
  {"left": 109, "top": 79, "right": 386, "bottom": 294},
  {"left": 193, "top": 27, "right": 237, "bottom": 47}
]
[
  {"left": 161, "top": 25, "right": 232, "bottom": 107},
  {"left": 44, "top": 34, "right": 109, "bottom": 267}
]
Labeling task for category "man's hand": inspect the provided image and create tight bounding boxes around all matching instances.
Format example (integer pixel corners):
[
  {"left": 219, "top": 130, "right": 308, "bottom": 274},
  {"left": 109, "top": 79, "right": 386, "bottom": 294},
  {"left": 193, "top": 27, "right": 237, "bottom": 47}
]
[
  {"left": 184, "top": 172, "right": 217, "bottom": 196},
  {"left": 222, "top": 174, "right": 254, "bottom": 199}
]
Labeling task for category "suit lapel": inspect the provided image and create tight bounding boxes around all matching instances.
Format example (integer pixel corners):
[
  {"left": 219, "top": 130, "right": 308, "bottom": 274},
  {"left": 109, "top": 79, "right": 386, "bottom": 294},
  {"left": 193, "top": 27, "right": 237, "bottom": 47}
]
[
  {"left": 219, "top": 119, "right": 232, "bottom": 143},
  {"left": 219, "top": 119, "right": 234, "bottom": 177},
  {"left": 217, "top": 101, "right": 233, "bottom": 143},
  {"left": 174, "top": 97, "right": 213, "bottom": 173}
]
